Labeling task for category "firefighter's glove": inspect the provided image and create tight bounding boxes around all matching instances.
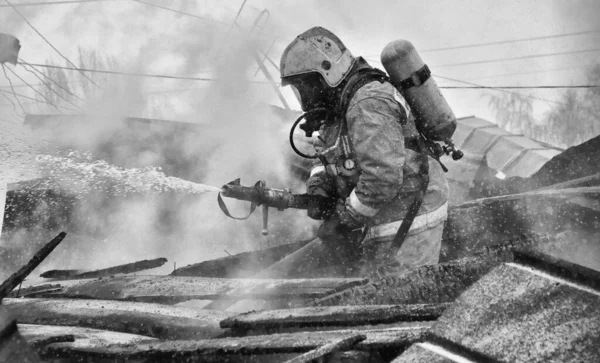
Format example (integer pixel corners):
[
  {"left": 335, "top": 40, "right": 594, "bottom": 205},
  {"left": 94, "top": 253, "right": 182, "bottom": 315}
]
[{"left": 306, "top": 178, "right": 336, "bottom": 220}]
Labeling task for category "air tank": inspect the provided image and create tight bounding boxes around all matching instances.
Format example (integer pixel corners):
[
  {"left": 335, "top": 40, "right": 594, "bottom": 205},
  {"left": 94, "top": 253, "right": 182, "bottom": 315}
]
[{"left": 381, "top": 39, "right": 457, "bottom": 142}]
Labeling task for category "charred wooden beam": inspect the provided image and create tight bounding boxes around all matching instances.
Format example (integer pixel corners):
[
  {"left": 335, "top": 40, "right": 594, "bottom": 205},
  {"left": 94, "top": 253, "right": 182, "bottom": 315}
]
[
  {"left": 0, "top": 232, "right": 66, "bottom": 300},
  {"left": 67, "top": 257, "right": 168, "bottom": 279},
  {"left": 39, "top": 270, "right": 84, "bottom": 279},
  {"left": 4, "top": 298, "right": 231, "bottom": 340},
  {"left": 44, "top": 326, "right": 427, "bottom": 362},
  {"left": 19, "top": 323, "right": 156, "bottom": 352},
  {"left": 220, "top": 304, "right": 449, "bottom": 332},
  {"left": 6, "top": 284, "right": 61, "bottom": 298},
  {"left": 28, "top": 334, "right": 74, "bottom": 351},
  {"left": 173, "top": 240, "right": 312, "bottom": 278},
  {"left": 283, "top": 334, "right": 366, "bottom": 363},
  {"left": 20, "top": 275, "right": 368, "bottom": 305}
]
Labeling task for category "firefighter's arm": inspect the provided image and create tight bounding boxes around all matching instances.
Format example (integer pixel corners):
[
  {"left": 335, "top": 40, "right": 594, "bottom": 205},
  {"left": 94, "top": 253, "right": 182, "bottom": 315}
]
[
  {"left": 306, "top": 151, "right": 336, "bottom": 220},
  {"left": 340, "top": 96, "right": 406, "bottom": 226}
]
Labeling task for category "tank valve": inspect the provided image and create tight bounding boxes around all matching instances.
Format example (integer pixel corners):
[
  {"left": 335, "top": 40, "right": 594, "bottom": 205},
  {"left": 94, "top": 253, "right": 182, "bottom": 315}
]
[{"left": 443, "top": 141, "right": 464, "bottom": 160}]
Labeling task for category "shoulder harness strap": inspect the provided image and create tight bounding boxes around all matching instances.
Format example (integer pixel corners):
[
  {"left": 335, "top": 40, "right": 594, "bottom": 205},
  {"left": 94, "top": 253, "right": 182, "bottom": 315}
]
[{"left": 336, "top": 68, "right": 390, "bottom": 116}]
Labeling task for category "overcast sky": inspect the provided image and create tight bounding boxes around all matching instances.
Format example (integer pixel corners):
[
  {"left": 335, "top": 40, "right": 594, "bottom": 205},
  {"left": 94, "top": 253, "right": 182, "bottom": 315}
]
[{"left": 1, "top": 0, "right": 600, "bottom": 123}]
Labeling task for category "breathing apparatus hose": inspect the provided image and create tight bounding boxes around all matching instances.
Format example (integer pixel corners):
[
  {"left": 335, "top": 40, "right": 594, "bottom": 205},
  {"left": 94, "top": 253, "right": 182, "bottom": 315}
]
[{"left": 289, "top": 107, "right": 332, "bottom": 159}]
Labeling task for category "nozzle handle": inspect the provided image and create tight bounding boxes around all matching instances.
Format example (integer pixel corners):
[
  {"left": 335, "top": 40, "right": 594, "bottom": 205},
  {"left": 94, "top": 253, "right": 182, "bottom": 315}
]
[{"left": 262, "top": 205, "right": 269, "bottom": 236}]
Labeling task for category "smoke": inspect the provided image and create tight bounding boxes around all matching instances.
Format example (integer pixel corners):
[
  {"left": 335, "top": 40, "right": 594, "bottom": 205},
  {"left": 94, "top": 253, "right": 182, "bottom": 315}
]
[{"left": 1, "top": 3, "right": 321, "bottom": 279}]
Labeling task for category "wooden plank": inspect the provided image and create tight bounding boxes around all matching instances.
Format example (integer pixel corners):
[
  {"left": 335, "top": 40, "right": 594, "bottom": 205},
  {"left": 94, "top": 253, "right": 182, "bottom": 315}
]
[
  {"left": 19, "top": 324, "right": 156, "bottom": 350},
  {"left": 7, "top": 283, "right": 61, "bottom": 298},
  {"left": 44, "top": 325, "right": 428, "bottom": 361},
  {"left": 4, "top": 298, "right": 232, "bottom": 340},
  {"left": 0, "top": 232, "right": 66, "bottom": 300},
  {"left": 173, "top": 240, "right": 312, "bottom": 278},
  {"left": 40, "top": 258, "right": 168, "bottom": 280},
  {"left": 283, "top": 334, "right": 366, "bottom": 363},
  {"left": 20, "top": 275, "right": 368, "bottom": 303},
  {"left": 71, "top": 258, "right": 168, "bottom": 279},
  {"left": 221, "top": 304, "right": 449, "bottom": 331},
  {"left": 39, "top": 270, "right": 84, "bottom": 279}
]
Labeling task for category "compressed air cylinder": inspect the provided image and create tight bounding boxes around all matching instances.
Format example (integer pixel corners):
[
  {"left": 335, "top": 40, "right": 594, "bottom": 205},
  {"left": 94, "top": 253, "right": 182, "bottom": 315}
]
[{"left": 381, "top": 39, "right": 456, "bottom": 141}]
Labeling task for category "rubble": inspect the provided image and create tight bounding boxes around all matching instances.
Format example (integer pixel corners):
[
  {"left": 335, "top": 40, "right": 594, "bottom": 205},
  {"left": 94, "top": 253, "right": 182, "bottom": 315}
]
[{"left": 1, "top": 114, "right": 599, "bottom": 362}]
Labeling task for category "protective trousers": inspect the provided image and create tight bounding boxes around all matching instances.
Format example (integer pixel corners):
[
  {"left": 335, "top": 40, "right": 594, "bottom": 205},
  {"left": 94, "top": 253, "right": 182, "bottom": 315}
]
[{"left": 359, "top": 201, "right": 448, "bottom": 279}]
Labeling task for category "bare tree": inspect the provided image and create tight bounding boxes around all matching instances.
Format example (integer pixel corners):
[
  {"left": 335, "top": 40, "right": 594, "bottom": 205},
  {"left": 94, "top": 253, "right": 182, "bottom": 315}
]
[{"left": 488, "top": 64, "right": 600, "bottom": 148}]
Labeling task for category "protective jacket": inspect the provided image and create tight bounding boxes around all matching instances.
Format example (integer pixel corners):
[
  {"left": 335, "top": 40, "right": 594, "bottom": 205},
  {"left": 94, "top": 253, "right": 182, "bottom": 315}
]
[{"left": 307, "top": 77, "right": 449, "bottom": 235}]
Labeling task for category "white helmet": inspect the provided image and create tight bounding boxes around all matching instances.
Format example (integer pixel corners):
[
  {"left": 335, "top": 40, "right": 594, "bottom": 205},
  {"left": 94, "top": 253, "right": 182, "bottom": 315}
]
[{"left": 280, "top": 27, "right": 356, "bottom": 88}]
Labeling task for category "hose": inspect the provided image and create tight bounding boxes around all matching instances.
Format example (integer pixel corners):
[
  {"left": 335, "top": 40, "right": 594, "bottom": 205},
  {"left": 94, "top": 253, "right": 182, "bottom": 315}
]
[{"left": 288, "top": 108, "right": 331, "bottom": 159}]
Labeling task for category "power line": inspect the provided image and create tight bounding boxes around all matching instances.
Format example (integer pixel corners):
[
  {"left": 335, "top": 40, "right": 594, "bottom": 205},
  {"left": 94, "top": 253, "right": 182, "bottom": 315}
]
[
  {"left": 130, "top": 0, "right": 228, "bottom": 25},
  {"left": 433, "top": 47, "right": 600, "bottom": 68},
  {"left": 19, "top": 62, "right": 599, "bottom": 90},
  {"left": 18, "top": 62, "right": 274, "bottom": 83},
  {"left": 365, "top": 29, "right": 600, "bottom": 56},
  {"left": 4, "top": 0, "right": 101, "bottom": 88},
  {"left": 463, "top": 64, "right": 597, "bottom": 81},
  {"left": 433, "top": 74, "right": 566, "bottom": 106},
  {"left": 0, "top": 0, "right": 113, "bottom": 7}
]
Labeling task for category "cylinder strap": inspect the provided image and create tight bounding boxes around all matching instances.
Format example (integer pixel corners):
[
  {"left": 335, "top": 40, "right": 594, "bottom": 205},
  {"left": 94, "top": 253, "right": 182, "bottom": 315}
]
[
  {"left": 397, "top": 64, "right": 431, "bottom": 90},
  {"left": 218, "top": 180, "right": 265, "bottom": 220},
  {"left": 218, "top": 193, "right": 256, "bottom": 220}
]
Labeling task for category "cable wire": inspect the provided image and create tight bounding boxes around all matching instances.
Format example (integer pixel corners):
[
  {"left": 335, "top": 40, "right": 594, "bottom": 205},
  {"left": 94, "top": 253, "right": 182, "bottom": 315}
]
[
  {"left": 433, "top": 47, "right": 600, "bottom": 68},
  {"left": 365, "top": 29, "right": 600, "bottom": 56},
  {"left": 4, "top": 0, "right": 101, "bottom": 88},
  {"left": 0, "top": 0, "right": 114, "bottom": 7},
  {"left": 463, "top": 64, "right": 597, "bottom": 81},
  {"left": 433, "top": 74, "right": 566, "bottom": 106},
  {"left": 130, "top": 0, "right": 228, "bottom": 25},
  {"left": 17, "top": 62, "right": 273, "bottom": 83}
]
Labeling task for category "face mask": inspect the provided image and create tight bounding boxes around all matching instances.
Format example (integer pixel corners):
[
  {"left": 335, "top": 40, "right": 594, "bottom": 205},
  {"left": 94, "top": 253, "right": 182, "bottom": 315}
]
[{"left": 284, "top": 73, "right": 332, "bottom": 111}]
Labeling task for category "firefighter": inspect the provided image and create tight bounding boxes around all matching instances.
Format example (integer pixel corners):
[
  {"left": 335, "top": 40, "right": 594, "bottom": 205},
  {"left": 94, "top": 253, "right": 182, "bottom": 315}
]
[{"left": 280, "top": 26, "right": 450, "bottom": 278}]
